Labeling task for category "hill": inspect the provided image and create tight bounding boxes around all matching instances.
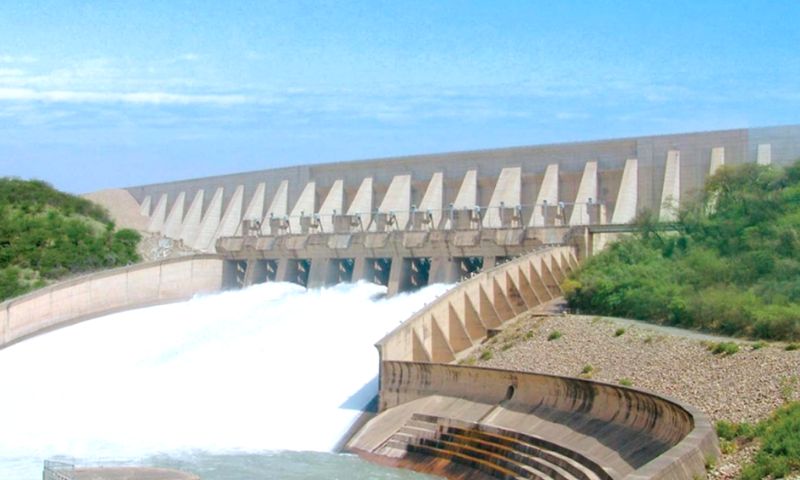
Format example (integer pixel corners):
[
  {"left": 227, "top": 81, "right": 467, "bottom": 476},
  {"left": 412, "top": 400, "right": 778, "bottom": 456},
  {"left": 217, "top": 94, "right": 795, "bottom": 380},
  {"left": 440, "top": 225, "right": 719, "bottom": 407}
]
[
  {"left": 0, "top": 178, "right": 141, "bottom": 301},
  {"left": 565, "top": 160, "right": 800, "bottom": 341}
]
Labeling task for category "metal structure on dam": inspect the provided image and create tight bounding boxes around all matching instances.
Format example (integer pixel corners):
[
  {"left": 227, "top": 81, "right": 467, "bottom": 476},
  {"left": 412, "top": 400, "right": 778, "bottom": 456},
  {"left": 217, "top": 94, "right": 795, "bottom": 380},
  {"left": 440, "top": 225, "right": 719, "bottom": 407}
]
[{"left": 121, "top": 125, "right": 800, "bottom": 294}]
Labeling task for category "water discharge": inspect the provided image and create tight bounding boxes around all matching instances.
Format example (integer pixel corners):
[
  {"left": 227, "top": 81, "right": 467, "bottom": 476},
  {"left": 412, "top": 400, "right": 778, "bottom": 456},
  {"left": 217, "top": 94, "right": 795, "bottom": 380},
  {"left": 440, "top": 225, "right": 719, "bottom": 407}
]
[{"left": 0, "top": 281, "right": 450, "bottom": 479}]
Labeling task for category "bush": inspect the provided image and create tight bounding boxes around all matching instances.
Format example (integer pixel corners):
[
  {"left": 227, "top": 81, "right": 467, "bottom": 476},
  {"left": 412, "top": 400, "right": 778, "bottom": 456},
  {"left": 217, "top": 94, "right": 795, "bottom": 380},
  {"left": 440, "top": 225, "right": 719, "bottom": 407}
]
[
  {"left": 566, "top": 161, "right": 800, "bottom": 342},
  {"left": 715, "top": 419, "right": 758, "bottom": 442},
  {"left": 786, "top": 343, "right": 800, "bottom": 351},
  {"left": 581, "top": 364, "right": 594, "bottom": 375},
  {"left": 614, "top": 327, "right": 626, "bottom": 337},
  {"left": 0, "top": 178, "right": 141, "bottom": 301},
  {"left": 618, "top": 378, "right": 633, "bottom": 387},
  {"left": 547, "top": 330, "right": 562, "bottom": 341},
  {"left": 709, "top": 342, "right": 740, "bottom": 356},
  {"left": 479, "top": 349, "right": 493, "bottom": 361},
  {"left": 740, "top": 402, "right": 800, "bottom": 480}
]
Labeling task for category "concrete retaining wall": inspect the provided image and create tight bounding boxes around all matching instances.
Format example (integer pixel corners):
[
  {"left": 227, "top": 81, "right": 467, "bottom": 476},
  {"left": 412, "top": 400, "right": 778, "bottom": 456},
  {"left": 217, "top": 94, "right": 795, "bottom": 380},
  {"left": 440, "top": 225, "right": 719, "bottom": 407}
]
[
  {"left": 376, "top": 246, "right": 578, "bottom": 365},
  {"left": 355, "top": 246, "right": 719, "bottom": 479},
  {"left": 378, "top": 362, "right": 718, "bottom": 479},
  {"left": 0, "top": 255, "right": 231, "bottom": 349}
]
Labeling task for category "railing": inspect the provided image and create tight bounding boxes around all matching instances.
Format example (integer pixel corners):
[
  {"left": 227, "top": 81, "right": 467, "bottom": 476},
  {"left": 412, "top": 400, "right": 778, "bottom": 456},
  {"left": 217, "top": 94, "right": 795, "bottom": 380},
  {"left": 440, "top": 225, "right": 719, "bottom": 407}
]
[
  {"left": 237, "top": 201, "right": 609, "bottom": 236},
  {"left": 43, "top": 460, "right": 74, "bottom": 480}
]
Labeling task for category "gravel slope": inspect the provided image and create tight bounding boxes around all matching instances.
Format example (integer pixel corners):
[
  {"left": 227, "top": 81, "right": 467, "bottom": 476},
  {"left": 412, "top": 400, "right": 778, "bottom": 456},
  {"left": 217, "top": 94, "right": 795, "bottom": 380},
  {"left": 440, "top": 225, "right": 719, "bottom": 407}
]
[{"left": 462, "top": 313, "right": 800, "bottom": 479}]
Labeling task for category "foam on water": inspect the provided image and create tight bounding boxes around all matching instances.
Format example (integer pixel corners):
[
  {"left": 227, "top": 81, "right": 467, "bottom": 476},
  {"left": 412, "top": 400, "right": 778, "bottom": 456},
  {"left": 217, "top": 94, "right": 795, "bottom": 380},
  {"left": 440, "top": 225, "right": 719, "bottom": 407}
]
[{"left": 0, "top": 281, "right": 451, "bottom": 479}]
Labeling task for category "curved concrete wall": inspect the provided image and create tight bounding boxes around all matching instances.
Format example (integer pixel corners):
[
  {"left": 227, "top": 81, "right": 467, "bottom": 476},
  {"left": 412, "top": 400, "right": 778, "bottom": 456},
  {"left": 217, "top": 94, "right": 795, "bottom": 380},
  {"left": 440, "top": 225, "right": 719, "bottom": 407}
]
[
  {"left": 379, "top": 362, "right": 718, "bottom": 479},
  {"left": 356, "top": 246, "right": 719, "bottom": 479},
  {"left": 0, "top": 255, "right": 231, "bottom": 349}
]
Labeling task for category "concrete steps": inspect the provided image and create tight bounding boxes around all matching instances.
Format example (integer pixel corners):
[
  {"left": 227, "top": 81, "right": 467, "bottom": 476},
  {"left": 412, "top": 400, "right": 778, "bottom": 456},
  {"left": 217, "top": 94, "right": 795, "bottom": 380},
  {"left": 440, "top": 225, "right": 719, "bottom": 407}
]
[{"left": 377, "top": 414, "right": 613, "bottom": 480}]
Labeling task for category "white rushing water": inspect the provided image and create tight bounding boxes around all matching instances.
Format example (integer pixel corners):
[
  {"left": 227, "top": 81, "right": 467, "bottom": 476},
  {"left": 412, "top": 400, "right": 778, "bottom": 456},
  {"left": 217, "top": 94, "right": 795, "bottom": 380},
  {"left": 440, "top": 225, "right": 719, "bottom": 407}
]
[{"left": 0, "top": 281, "right": 451, "bottom": 479}]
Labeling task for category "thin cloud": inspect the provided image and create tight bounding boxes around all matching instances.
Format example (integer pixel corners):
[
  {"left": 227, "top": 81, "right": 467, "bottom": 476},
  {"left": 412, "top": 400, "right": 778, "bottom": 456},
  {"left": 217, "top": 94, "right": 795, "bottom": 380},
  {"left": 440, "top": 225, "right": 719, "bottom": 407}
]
[
  {"left": 0, "top": 68, "right": 25, "bottom": 77},
  {"left": 0, "top": 87, "right": 251, "bottom": 106},
  {"left": 0, "top": 55, "right": 37, "bottom": 64}
]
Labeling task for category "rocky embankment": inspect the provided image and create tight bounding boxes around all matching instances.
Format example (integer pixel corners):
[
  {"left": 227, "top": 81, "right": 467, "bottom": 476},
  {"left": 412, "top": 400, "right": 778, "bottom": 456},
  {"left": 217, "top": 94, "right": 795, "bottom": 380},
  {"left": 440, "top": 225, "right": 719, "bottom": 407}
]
[{"left": 463, "top": 312, "right": 800, "bottom": 479}]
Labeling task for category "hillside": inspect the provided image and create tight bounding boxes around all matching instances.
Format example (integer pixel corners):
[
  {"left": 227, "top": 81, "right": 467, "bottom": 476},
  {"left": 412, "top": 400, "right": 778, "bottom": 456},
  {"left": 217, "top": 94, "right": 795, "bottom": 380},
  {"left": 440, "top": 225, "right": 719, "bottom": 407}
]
[
  {"left": 0, "top": 178, "right": 141, "bottom": 301},
  {"left": 565, "top": 160, "right": 800, "bottom": 341}
]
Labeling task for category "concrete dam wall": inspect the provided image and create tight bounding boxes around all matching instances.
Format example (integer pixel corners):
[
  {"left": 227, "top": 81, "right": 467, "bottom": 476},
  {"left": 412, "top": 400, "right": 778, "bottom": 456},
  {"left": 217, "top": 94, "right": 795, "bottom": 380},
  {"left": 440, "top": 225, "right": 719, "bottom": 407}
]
[
  {"left": 87, "top": 125, "right": 800, "bottom": 295},
  {"left": 119, "top": 125, "right": 800, "bottom": 257},
  {"left": 348, "top": 246, "right": 719, "bottom": 480}
]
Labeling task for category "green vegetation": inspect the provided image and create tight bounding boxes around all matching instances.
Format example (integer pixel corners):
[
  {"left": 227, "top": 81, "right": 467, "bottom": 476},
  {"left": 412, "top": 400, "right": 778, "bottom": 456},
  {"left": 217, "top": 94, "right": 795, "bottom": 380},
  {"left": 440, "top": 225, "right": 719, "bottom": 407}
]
[
  {"left": 524, "top": 330, "right": 535, "bottom": 340},
  {"left": 786, "top": 342, "right": 800, "bottom": 351},
  {"left": 0, "top": 178, "right": 140, "bottom": 301},
  {"left": 716, "top": 402, "right": 800, "bottom": 480},
  {"left": 708, "top": 341, "right": 740, "bottom": 356},
  {"left": 479, "top": 349, "right": 493, "bottom": 361},
  {"left": 614, "top": 327, "right": 626, "bottom": 337},
  {"left": 618, "top": 378, "right": 633, "bottom": 387},
  {"left": 780, "top": 376, "right": 797, "bottom": 403},
  {"left": 751, "top": 340, "right": 767, "bottom": 350},
  {"left": 566, "top": 161, "right": 800, "bottom": 341},
  {"left": 581, "top": 364, "right": 593, "bottom": 375},
  {"left": 547, "top": 330, "right": 562, "bottom": 341}
]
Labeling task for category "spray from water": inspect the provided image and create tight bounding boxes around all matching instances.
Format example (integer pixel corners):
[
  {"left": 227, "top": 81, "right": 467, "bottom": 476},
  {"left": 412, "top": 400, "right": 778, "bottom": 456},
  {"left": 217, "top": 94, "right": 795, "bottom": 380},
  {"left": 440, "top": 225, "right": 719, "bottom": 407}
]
[{"left": 0, "top": 281, "right": 450, "bottom": 479}]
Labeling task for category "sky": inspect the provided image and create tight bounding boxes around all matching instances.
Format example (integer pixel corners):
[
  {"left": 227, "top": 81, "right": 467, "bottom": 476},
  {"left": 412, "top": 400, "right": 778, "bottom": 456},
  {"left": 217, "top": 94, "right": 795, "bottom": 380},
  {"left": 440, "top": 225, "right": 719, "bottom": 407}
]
[{"left": 1, "top": 0, "right": 799, "bottom": 193}]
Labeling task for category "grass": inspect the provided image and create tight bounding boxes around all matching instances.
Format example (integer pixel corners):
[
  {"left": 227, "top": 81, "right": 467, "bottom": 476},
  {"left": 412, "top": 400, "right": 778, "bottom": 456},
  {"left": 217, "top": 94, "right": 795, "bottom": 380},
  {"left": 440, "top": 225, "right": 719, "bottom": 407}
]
[
  {"left": 780, "top": 376, "right": 797, "bottom": 403},
  {"left": 643, "top": 335, "right": 653, "bottom": 344},
  {"left": 741, "top": 402, "right": 800, "bottom": 480},
  {"left": 715, "top": 403, "right": 800, "bottom": 480},
  {"left": 751, "top": 340, "right": 768, "bottom": 350},
  {"left": 524, "top": 330, "right": 535, "bottom": 340},
  {"left": 547, "top": 330, "right": 562, "bottom": 341},
  {"left": 613, "top": 327, "right": 626, "bottom": 337},
  {"left": 479, "top": 349, "right": 493, "bottom": 361},
  {"left": 618, "top": 378, "right": 633, "bottom": 387},
  {"left": 708, "top": 341, "right": 740, "bottom": 356},
  {"left": 581, "top": 364, "right": 594, "bottom": 374},
  {"left": 719, "top": 439, "right": 737, "bottom": 455},
  {"left": 786, "top": 343, "right": 800, "bottom": 351}
]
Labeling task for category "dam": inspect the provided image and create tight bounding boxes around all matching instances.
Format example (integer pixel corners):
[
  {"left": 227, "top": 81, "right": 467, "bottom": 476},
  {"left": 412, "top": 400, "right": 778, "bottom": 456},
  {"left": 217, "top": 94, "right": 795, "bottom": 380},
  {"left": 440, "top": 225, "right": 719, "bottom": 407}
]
[
  {"left": 4, "top": 125, "right": 800, "bottom": 479},
  {"left": 105, "top": 124, "right": 800, "bottom": 294}
]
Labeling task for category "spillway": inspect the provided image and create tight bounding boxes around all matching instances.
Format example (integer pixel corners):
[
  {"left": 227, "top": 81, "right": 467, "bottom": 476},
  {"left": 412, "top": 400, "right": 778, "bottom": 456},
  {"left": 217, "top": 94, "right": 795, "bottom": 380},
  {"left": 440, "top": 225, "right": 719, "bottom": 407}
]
[{"left": 0, "top": 281, "right": 450, "bottom": 479}]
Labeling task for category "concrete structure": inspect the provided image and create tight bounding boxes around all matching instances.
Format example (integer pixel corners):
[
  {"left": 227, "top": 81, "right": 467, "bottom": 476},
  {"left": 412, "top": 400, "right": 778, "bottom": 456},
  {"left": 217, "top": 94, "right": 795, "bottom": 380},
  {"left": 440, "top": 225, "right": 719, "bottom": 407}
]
[
  {"left": 0, "top": 255, "right": 235, "bottom": 349},
  {"left": 43, "top": 461, "right": 199, "bottom": 480},
  {"left": 12, "top": 126, "right": 788, "bottom": 478},
  {"left": 347, "top": 246, "right": 719, "bottom": 480},
  {"left": 96, "top": 125, "right": 800, "bottom": 295},
  {"left": 6, "top": 245, "right": 718, "bottom": 479},
  {"left": 121, "top": 125, "right": 800, "bottom": 251}
]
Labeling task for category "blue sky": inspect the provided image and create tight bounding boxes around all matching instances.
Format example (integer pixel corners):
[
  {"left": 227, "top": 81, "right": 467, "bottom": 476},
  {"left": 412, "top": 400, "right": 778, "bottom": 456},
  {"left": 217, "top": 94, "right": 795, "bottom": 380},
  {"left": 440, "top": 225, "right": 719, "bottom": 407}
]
[{"left": 1, "top": 1, "right": 799, "bottom": 193}]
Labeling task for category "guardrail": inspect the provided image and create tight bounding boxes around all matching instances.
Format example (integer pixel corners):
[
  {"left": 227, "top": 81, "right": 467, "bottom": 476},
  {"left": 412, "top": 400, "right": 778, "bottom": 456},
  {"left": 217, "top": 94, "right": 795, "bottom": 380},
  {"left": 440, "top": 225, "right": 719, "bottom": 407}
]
[{"left": 43, "top": 460, "right": 74, "bottom": 480}]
